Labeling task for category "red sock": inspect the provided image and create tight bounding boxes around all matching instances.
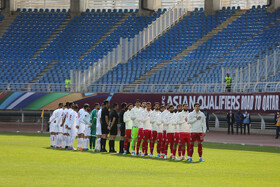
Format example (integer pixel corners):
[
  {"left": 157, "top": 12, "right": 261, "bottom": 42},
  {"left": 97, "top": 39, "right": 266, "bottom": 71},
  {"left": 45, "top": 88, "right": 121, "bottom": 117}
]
[
  {"left": 142, "top": 141, "right": 145, "bottom": 153},
  {"left": 161, "top": 141, "right": 165, "bottom": 154},
  {"left": 198, "top": 143, "right": 203, "bottom": 157},
  {"left": 150, "top": 142, "right": 154, "bottom": 155},
  {"left": 136, "top": 139, "right": 141, "bottom": 154},
  {"left": 157, "top": 142, "right": 161, "bottom": 154},
  {"left": 124, "top": 138, "right": 128, "bottom": 151},
  {"left": 178, "top": 144, "right": 182, "bottom": 157},
  {"left": 189, "top": 143, "right": 194, "bottom": 157},
  {"left": 164, "top": 143, "right": 168, "bottom": 155},
  {"left": 186, "top": 142, "right": 190, "bottom": 157}
]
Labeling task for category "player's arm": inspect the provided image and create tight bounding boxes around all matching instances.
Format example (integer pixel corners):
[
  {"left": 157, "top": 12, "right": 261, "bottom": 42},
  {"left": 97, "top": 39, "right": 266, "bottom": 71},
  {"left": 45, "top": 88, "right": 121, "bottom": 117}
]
[{"left": 187, "top": 113, "right": 197, "bottom": 124}]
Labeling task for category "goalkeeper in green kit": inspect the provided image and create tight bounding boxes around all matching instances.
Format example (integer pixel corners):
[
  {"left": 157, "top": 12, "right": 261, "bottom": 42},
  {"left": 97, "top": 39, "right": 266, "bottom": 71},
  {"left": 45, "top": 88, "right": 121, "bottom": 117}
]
[
  {"left": 130, "top": 100, "right": 141, "bottom": 155},
  {"left": 90, "top": 103, "right": 100, "bottom": 150}
]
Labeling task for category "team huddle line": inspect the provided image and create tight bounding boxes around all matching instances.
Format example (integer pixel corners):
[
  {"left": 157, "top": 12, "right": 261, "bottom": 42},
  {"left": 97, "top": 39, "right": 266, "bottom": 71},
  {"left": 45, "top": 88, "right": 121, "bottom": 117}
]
[{"left": 49, "top": 100, "right": 207, "bottom": 162}]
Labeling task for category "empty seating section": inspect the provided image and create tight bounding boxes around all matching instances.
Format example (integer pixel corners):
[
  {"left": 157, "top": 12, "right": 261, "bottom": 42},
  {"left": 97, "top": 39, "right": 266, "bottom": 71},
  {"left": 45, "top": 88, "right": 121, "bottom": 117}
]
[
  {"left": 0, "top": 11, "right": 69, "bottom": 89},
  {"left": 134, "top": 7, "right": 280, "bottom": 93},
  {"left": 81, "top": 11, "right": 163, "bottom": 64},
  {"left": 89, "top": 9, "right": 235, "bottom": 92}
]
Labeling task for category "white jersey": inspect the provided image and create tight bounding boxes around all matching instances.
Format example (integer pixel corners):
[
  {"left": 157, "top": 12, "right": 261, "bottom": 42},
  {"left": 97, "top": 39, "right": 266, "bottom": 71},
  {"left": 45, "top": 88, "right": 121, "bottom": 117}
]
[
  {"left": 137, "top": 107, "right": 145, "bottom": 129},
  {"left": 84, "top": 111, "right": 91, "bottom": 136},
  {"left": 56, "top": 108, "right": 64, "bottom": 127},
  {"left": 96, "top": 108, "right": 102, "bottom": 136},
  {"left": 63, "top": 108, "right": 69, "bottom": 129},
  {"left": 174, "top": 111, "right": 181, "bottom": 133},
  {"left": 68, "top": 110, "right": 78, "bottom": 135},
  {"left": 78, "top": 108, "right": 87, "bottom": 126},
  {"left": 130, "top": 106, "right": 141, "bottom": 127},
  {"left": 188, "top": 110, "right": 207, "bottom": 133},
  {"left": 166, "top": 112, "right": 176, "bottom": 133},
  {"left": 150, "top": 110, "right": 160, "bottom": 131},
  {"left": 177, "top": 110, "right": 190, "bottom": 133},
  {"left": 161, "top": 110, "right": 169, "bottom": 131},
  {"left": 124, "top": 110, "right": 133, "bottom": 130},
  {"left": 143, "top": 109, "right": 152, "bottom": 130}
]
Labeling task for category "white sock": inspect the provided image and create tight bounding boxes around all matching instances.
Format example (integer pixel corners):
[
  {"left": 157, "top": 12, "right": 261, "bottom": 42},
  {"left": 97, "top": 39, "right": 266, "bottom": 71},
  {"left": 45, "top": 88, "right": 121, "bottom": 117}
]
[
  {"left": 62, "top": 135, "right": 67, "bottom": 148},
  {"left": 95, "top": 138, "right": 101, "bottom": 150},
  {"left": 50, "top": 135, "right": 55, "bottom": 146},
  {"left": 67, "top": 136, "right": 71, "bottom": 146},
  {"left": 78, "top": 138, "right": 82, "bottom": 148},
  {"left": 83, "top": 138, "right": 88, "bottom": 149},
  {"left": 56, "top": 135, "right": 59, "bottom": 147},
  {"left": 70, "top": 136, "right": 75, "bottom": 147},
  {"left": 58, "top": 134, "right": 63, "bottom": 147}
]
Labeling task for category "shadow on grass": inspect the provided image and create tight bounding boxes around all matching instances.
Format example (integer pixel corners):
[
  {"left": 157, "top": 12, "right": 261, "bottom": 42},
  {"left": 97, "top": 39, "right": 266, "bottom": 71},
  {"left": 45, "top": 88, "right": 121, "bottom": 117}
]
[{"left": 44, "top": 147, "right": 201, "bottom": 164}]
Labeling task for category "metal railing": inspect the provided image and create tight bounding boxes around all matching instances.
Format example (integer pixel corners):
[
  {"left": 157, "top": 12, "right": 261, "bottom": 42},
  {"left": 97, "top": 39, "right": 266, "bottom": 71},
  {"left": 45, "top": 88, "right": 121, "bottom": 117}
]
[
  {"left": 1, "top": 82, "right": 280, "bottom": 93},
  {"left": 72, "top": 0, "right": 188, "bottom": 91},
  {"left": 222, "top": 48, "right": 280, "bottom": 85},
  {"left": 15, "top": 0, "right": 70, "bottom": 10}
]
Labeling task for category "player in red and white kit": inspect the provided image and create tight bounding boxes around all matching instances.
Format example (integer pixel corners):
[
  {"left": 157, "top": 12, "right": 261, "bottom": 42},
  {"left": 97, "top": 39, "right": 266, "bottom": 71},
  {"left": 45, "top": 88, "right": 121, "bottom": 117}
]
[
  {"left": 136, "top": 101, "right": 146, "bottom": 156},
  {"left": 142, "top": 102, "right": 152, "bottom": 156},
  {"left": 156, "top": 105, "right": 165, "bottom": 158},
  {"left": 123, "top": 104, "right": 133, "bottom": 155},
  {"left": 163, "top": 105, "right": 176, "bottom": 159},
  {"left": 187, "top": 102, "right": 207, "bottom": 162},
  {"left": 149, "top": 102, "right": 160, "bottom": 157},
  {"left": 172, "top": 104, "right": 182, "bottom": 160},
  {"left": 160, "top": 104, "right": 169, "bottom": 158},
  {"left": 177, "top": 104, "right": 191, "bottom": 161}
]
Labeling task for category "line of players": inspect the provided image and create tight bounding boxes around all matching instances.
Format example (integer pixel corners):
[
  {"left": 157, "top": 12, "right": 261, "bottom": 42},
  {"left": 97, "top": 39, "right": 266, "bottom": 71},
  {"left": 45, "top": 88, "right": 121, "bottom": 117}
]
[{"left": 48, "top": 100, "right": 207, "bottom": 162}]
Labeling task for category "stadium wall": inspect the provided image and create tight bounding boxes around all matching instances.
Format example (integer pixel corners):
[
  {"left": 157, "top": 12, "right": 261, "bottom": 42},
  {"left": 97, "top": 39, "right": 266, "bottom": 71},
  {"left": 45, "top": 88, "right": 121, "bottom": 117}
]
[{"left": 0, "top": 91, "right": 279, "bottom": 113}]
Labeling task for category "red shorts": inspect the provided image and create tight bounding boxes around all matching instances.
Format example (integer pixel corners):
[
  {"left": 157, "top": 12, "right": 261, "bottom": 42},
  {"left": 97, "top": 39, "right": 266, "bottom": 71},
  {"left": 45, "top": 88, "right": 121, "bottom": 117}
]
[
  {"left": 125, "top": 129, "right": 132, "bottom": 139},
  {"left": 179, "top": 132, "right": 191, "bottom": 144},
  {"left": 143, "top": 130, "right": 151, "bottom": 140},
  {"left": 190, "top": 133, "right": 204, "bottom": 143},
  {"left": 173, "top": 132, "right": 180, "bottom": 143},
  {"left": 162, "top": 130, "right": 167, "bottom": 142},
  {"left": 156, "top": 132, "right": 163, "bottom": 143},
  {"left": 150, "top": 131, "right": 157, "bottom": 141},
  {"left": 166, "top": 133, "right": 174, "bottom": 144},
  {"left": 137, "top": 128, "right": 144, "bottom": 139}
]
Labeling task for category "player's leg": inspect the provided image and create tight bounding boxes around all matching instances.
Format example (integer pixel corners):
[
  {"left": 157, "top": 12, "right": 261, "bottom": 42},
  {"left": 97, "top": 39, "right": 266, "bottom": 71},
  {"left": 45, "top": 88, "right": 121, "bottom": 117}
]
[
  {"left": 83, "top": 127, "right": 90, "bottom": 151},
  {"left": 130, "top": 127, "right": 138, "bottom": 155},
  {"left": 136, "top": 128, "right": 143, "bottom": 155},
  {"left": 149, "top": 131, "right": 156, "bottom": 156},
  {"left": 198, "top": 133, "right": 205, "bottom": 162},
  {"left": 156, "top": 132, "right": 162, "bottom": 157},
  {"left": 188, "top": 133, "right": 195, "bottom": 162},
  {"left": 119, "top": 123, "right": 125, "bottom": 153},
  {"left": 160, "top": 130, "right": 166, "bottom": 158}
]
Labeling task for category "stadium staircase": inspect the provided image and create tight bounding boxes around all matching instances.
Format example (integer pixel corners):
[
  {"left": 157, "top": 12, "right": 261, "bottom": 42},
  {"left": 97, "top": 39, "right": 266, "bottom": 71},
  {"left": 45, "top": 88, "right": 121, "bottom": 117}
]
[
  {"left": 77, "top": 12, "right": 131, "bottom": 61},
  {"left": 30, "top": 15, "right": 72, "bottom": 59},
  {"left": 0, "top": 13, "right": 19, "bottom": 38},
  {"left": 123, "top": 9, "right": 247, "bottom": 92}
]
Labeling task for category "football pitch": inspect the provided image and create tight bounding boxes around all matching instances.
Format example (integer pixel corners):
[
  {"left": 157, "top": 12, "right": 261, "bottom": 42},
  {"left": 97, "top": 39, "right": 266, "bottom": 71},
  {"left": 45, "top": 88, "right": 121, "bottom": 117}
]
[{"left": 0, "top": 132, "right": 279, "bottom": 186}]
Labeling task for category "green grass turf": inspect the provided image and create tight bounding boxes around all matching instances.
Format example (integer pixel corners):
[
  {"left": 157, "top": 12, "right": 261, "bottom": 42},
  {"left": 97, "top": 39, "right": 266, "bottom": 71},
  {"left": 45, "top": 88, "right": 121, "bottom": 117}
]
[{"left": 0, "top": 132, "right": 279, "bottom": 187}]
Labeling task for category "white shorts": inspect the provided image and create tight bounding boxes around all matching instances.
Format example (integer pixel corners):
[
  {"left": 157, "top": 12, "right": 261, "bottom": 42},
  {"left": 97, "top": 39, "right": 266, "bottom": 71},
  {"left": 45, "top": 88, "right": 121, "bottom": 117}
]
[
  {"left": 96, "top": 123, "right": 102, "bottom": 136},
  {"left": 57, "top": 124, "right": 63, "bottom": 133},
  {"left": 85, "top": 126, "right": 91, "bottom": 136},
  {"left": 71, "top": 127, "right": 77, "bottom": 137},
  {"left": 50, "top": 123, "right": 56, "bottom": 133},
  {"left": 78, "top": 123, "right": 85, "bottom": 134},
  {"left": 63, "top": 124, "right": 69, "bottom": 134}
]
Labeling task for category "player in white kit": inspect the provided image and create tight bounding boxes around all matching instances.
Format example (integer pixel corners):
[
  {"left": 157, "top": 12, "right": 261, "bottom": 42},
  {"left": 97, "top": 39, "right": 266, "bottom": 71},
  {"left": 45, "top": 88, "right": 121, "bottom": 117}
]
[
  {"left": 68, "top": 104, "right": 79, "bottom": 150},
  {"left": 156, "top": 105, "right": 165, "bottom": 158},
  {"left": 95, "top": 104, "right": 103, "bottom": 151},
  {"left": 77, "top": 104, "right": 90, "bottom": 150},
  {"left": 149, "top": 102, "right": 160, "bottom": 157},
  {"left": 65, "top": 103, "right": 74, "bottom": 149},
  {"left": 48, "top": 103, "right": 63, "bottom": 147},
  {"left": 83, "top": 107, "right": 92, "bottom": 151},
  {"left": 172, "top": 104, "right": 182, "bottom": 159},
  {"left": 55, "top": 104, "right": 65, "bottom": 148},
  {"left": 142, "top": 102, "right": 152, "bottom": 156}
]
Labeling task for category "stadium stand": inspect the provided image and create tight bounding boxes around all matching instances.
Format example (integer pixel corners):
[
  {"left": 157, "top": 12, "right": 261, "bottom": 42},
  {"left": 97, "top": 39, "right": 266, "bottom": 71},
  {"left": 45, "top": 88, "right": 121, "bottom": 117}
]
[{"left": 0, "top": 14, "right": 3, "bottom": 21}]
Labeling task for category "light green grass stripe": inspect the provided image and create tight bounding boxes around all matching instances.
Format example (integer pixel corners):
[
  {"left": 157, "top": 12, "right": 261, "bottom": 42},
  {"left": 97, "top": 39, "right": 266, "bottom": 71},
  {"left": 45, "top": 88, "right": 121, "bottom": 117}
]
[{"left": 24, "top": 93, "right": 69, "bottom": 110}]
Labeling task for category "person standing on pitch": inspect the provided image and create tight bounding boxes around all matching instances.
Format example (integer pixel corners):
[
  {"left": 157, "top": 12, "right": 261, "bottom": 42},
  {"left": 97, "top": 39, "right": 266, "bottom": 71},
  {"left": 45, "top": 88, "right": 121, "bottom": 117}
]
[
  {"left": 203, "top": 109, "right": 210, "bottom": 132},
  {"left": 68, "top": 104, "right": 79, "bottom": 150},
  {"left": 123, "top": 104, "right": 133, "bottom": 155},
  {"left": 235, "top": 110, "right": 244, "bottom": 135},
  {"left": 90, "top": 103, "right": 100, "bottom": 151},
  {"left": 275, "top": 110, "right": 280, "bottom": 139},
  {"left": 226, "top": 111, "right": 235, "bottom": 134},
  {"left": 83, "top": 107, "right": 92, "bottom": 151},
  {"left": 156, "top": 105, "right": 165, "bottom": 158},
  {"left": 108, "top": 103, "right": 119, "bottom": 153},
  {"left": 101, "top": 100, "right": 110, "bottom": 152},
  {"left": 150, "top": 102, "right": 160, "bottom": 157},
  {"left": 188, "top": 103, "right": 206, "bottom": 162},
  {"left": 177, "top": 104, "right": 191, "bottom": 161},
  {"left": 172, "top": 104, "right": 182, "bottom": 160},
  {"left": 77, "top": 103, "right": 90, "bottom": 150},
  {"left": 163, "top": 105, "right": 175, "bottom": 159},
  {"left": 130, "top": 100, "right": 141, "bottom": 155},
  {"left": 136, "top": 101, "right": 146, "bottom": 156},
  {"left": 160, "top": 104, "right": 169, "bottom": 158},
  {"left": 48, "top": 103, "right": 63, "bottom": 147},
  {"left": 65, "top": 102, "right": 73, "bottom": 149},
  {"left": 119, "top": 102, "right": 127, "bottom": 154},
  {"left": 55, "top": 104, "right": 65, "bottom": 148},
  {"left": 95, "top": 104, "right": 103, "bottom": 151},
  {"left": 142, "top": 102, "right": 152, "bottom": 156},
  {"left": 243, "top": 111, "right": 251, "bottom": 135}
]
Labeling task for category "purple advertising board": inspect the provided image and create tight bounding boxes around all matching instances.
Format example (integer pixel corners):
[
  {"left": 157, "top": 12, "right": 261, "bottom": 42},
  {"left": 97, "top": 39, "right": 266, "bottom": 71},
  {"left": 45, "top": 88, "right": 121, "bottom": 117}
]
[{"left": 75, "top": 92, "right": 280, "bottom": 113}]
